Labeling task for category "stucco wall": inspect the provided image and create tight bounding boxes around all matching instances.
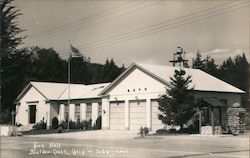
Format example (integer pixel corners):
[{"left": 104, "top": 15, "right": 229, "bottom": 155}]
[{"left": 16, "top": 86, "right": 48, "bottom": 126}]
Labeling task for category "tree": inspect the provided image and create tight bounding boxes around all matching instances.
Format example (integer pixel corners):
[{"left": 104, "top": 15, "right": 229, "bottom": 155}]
[
  {"left": 219, "top": 54, "right": 249, "bottom": 107},
  {"left": 28, "top": 47, "right": 67, "bottom": 82},
  {"left": 1, "top": 0, "right": 25, "bottom": 56},
  {"left": 192, "top": 52, "right": 205, "bottom": 70},
  {"left": 158, "top": 69, "right": 195, "bottom": 129},
  {"left": 203, "top": 56, "right": 218, "bottom": 76},
  {"left": 1, "top": 0, "right": 26, "bottom": 118}
]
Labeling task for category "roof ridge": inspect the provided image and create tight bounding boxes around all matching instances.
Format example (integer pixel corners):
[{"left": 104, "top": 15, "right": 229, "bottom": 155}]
[{"left": 30, "top": 81, "right": 86, "bottom": 86}]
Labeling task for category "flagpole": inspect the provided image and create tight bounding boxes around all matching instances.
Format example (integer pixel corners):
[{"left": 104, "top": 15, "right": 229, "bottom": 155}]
[{"left": 67, "top": 48, "right": 71, "bottom": 131}]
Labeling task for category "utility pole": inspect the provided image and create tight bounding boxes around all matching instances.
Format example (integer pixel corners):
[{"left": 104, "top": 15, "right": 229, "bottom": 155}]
[{"left": 169, "top": 47, "right": 189, "bottom": 67}]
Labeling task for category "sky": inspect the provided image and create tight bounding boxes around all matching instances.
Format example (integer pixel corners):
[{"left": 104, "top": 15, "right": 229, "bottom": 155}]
[{"left": 14, "top": 0, "right": 250, "bottom": 66}]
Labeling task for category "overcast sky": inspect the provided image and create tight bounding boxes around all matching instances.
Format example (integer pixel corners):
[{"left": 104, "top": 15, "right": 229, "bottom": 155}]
[{"left": 15, "top": 0, "right": 250, "bottom": 66}]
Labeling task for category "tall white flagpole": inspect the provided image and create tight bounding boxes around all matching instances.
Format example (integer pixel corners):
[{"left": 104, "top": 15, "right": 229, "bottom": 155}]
[{"left": 67, "top": 46, "right": 71, "bottom": 131}]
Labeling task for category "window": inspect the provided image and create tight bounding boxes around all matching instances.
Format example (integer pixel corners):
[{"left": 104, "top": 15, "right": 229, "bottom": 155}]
[
  {"left": 86, "top": 103, "right": 92, "bottom": 120},
  {"left": 65, "top": 105, "right": 69, "bottom": 120},
  {"left": 75, "top": 104, "right": 80, "bottom": 121},
  {"left": 98, "top": 103, "right": 102, "bottom": 116}
]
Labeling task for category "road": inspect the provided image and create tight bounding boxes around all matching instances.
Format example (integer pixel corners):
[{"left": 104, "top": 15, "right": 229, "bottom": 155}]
[{"left": 1, "top": 135, "right": 249, "bottom": 158}]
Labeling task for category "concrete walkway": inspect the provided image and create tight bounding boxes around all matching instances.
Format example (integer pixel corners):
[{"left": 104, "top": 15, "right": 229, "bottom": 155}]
[{"left": 26, "top": 130, "right": 138, "bottom": 140}]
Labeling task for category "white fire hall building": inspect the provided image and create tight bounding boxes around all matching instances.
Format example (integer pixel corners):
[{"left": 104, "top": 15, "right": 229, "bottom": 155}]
[{"left": 15, "top": 63, "right": 244, "bottom": 131}]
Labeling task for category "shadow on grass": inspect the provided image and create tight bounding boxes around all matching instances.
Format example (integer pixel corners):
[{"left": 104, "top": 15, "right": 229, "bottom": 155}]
[{"left": 22, "top": 129, "right": 99, "bottom": 135}]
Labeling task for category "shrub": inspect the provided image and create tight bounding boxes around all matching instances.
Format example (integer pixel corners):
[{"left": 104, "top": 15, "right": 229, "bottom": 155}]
[
  {"left": 33, "top": 118, "right": 47, "bottom": 130},
  {"left": 57, "top": 127, "right": 63, "bottom": 133},
  {"left": 0, "top": 110, "right": 11, "bottom": 124},
  {"left": 52, "top": 117, "right": 59, "bottom": 129},
  {"left": 59, "top": 120, "right": 68, "bottom": 129},
  {"left": 143, "top": 127, "right": 149, "bottom": 135},
  {"left": 83, "top": 119, "right": 92, "bottom": 130},
  {"left": 169, "top": 128, "right": 177, "bottom": 133},
  {"left": 58, "top": 119, "right": 93, "bottom": 130},
  {"left": 69, "top": 120, "right": 77, "bottom": 129},
  {"left": 156, "top": 129, "right": 169, "bottom": 135}
]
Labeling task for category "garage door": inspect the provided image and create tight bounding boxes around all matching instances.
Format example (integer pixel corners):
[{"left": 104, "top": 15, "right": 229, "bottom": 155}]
[
  {"left": 110, "top": 101, "right": 125, "bottom": 130},
  {"left": 152, "top": 100, "right": 164, "bottom": 131},
  {"left": 129, "top": 100, "right": 146, "bottom": 131}
]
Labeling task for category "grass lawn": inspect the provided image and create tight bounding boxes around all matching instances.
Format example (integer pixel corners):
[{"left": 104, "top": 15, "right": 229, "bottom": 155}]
[{"left": 21, "top": 129, "right": 93, "bottom": 135}]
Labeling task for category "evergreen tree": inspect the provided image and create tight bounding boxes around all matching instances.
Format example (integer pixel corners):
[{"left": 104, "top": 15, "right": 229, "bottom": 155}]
[
  {"left": 192, "top": 52, "right": 205, "bottom": 70},
  {"left": 158, "top": 69, "right": 195, "bottom": 129},
  {"left": 219, "top": 54, "right": 249, "bottom": 106},
  {"left": 0, "top": 0, "right": 25, "bottom": 56},
  {"left": 204, "top": 56, "right": 218, "bottom": 76},
  {"left": 1, "top": 0, "right": 26, "bottom": 118}
]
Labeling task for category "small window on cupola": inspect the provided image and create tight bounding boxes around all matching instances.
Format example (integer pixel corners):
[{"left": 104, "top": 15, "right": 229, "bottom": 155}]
[{"left": 145, "top": 88, "right": 147, "bottom": 91}]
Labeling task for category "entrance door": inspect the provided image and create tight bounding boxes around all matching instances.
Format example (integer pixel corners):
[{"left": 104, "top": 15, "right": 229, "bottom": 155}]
[{"left": 29, "top": 105, "right": 36, "bottom": 124}]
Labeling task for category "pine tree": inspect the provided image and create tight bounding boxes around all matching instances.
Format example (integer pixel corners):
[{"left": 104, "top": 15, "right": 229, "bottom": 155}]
[
  {"left": 1, "top": 0, "right": 26, "bottom": 117},
  {"left": 192, "top": 52, "right": 205, "bottom": 70},
  {"left": 204, "top": 56, "right": 218, "bottom": 76},
  {"left": 1, "top": 0, "right": 25, "bottom": 56},
  {"left": 158, "top": 69, "right": 195, "bottom": 129},
  {"left": 219, "top": 54, "right": 249, "bottom": 107}
]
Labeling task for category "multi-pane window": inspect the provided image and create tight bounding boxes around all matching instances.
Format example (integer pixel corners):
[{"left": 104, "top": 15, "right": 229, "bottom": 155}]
[
  {"left": 64, "top": 105, "right": 69, "bottom": 120},
  {"left": 75, "top": 104, "right": 80, "bottom": 121},
  {"left": 86, "top": 103, "right": 92, "bottom": 120},
  {"left": 98, "top": 102, "right": 102, "bottom": 116}
]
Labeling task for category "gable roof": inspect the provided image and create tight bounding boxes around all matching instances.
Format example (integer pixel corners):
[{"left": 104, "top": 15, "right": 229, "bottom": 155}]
[
  {"left": 17, "top": 81, "right": 110, "bottom": 101},
  {"left": 58, "top": 82, "right": 110, "bottom": 100},
  {"left": 99, "top": 63, "right": 244, "bottom": 95}
]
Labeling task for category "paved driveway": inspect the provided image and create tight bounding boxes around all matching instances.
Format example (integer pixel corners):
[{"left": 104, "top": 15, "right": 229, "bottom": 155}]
[
  {"left": 26, "top": 130, "right": 138, "bottom": 139},
  {"left": 1, "top": 131, "right": 249, "bottom": 158}
]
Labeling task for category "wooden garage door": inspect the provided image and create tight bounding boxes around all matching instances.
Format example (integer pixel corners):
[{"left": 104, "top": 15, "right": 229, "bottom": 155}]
[
  {"left": 110, "top": 101, "right": 125, "bottom": 130},
  {"left": 152, "top": 100, "right": 164, "bottom": 131},
  {"left": 129, "top": 100, "right": 146, "bottom": 131}
]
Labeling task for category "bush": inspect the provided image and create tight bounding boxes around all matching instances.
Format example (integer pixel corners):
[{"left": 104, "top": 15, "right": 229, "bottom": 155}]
[
  {"left": 59, "top": 120, "right": 68, "bottom": 129},
  {"left": 33, "top": 118, "right": 47, "bottom": 130},
  {"left": 58, "top": 119, "right": 93, "bottom": 130},
  {"left": 52, "top": 117, "right": 59, "bottom": 129},
  {"left": 169, "top": 128, "right": 177, "bottom": 133},
  {"left": 156, "top": 129, "right": 169, "bottom": 135},
  {"left": 143, "top": 127, "right": 149, "bottom": 135},
  {"left": 0, "top": 110, "right": 11, "bottom": 124},
  {"left": 57, "top": 127, "right": 63, "bottom": 133},
  {"left": 83, "top": 119, "right": 92, "bottom": 130},
  {"left": 69, "top": 120, "right": 77, "bottom": 129}
]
